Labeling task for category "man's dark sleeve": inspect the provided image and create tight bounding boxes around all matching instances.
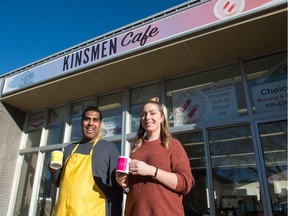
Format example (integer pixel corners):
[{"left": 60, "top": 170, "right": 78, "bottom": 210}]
[
  {"left": 49, "top": 144, "right": 75, "bottom": 187},
  {"left": 93, "top": 140, "right": 123, "bottom": 216},
  {"left": 110, "top": 147, "right": 123, "bottom": 216}
]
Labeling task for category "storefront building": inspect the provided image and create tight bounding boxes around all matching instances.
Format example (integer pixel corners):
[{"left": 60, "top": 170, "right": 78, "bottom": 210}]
[{"left": 0, "top": 0, "right": 287, "bottom": 215}]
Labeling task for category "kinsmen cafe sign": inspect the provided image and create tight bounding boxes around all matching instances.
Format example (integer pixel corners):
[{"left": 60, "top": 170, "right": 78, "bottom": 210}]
[
  {"left": 2, "top": 0, "right": 282, "bottom": 95},
  {"left": 62, "top": 24, "right": 159, "bottom": 72}
]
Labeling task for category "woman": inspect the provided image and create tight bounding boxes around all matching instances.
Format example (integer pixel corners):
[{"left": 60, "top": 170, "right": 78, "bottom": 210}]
[{"left": 116, "top": 97, "right": 195, "bottom": 215}]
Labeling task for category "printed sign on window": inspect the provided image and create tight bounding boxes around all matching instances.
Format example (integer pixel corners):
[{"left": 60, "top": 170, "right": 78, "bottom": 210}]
[
  {"left": 27, "top": 111, "right": 46, "bottom": 132},
  {"left": 172, "top": 80, "right": 238, "bottom": 126},
  {"left": 252, "top": 80, "right": 287, "bottom": 113},
  {"left": 101, "top": 115, "right": 122, "bottom": 137}
]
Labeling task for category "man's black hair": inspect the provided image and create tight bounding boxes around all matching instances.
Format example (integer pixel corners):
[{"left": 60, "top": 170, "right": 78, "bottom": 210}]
[{"left": 81, "top": 106, "right": 102, "bottom": 122}]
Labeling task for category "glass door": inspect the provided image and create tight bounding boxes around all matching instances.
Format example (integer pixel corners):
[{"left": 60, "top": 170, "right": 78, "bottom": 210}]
[
  {"left": 208, "top": 125, "right": 264, "bottom": 216},
  {"left": 175, "top": 131, "right": 209, "bottom": 215},
  {"left": 258, "top": 120, "right": 287, "bottom": 216}
]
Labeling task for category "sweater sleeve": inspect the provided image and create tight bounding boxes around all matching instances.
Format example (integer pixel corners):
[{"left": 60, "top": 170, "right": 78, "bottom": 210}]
[{"left": 170, "top": 139, "right": 195, "bottom": 195}]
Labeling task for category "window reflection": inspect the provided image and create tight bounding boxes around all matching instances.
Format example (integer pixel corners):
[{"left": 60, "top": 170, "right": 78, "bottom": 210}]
[
  {"left": 246, "top": 52, "right": 287, "bottom": 114},
  {"left": 98, "top": 93, "right": 123, "bottom": 137},
  {"left": 25, "top": 130, "right": 42, "bottom": 149},
  {"left": 25, "top": 111, "right": 45, "bottom": 148},
  {"left": 208, "top": 125, "right": 263, "bottom": 216},
  {"left": 46, "top": 107, "right": 68, "bottom": 145},
  {"left": 175, "top": 132, "right": 209, "bottom": 215},
  {"left": 36, "top": 152, "right": 59, "bottom": 216},
  {"left": 259, "top": 120, "right": 287, "bottom": 215},
  {"left": 13, "top": 153, "right": 38, "bottom": 216}
]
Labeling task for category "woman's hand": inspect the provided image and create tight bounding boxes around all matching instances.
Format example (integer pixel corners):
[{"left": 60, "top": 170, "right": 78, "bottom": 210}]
[
  {"left": 129, "top": 159, "right": 178, "bottom": 191},
  {"left": 129, "top": 159, "right": 155, "bottom": 177},
  {"left": 116, "top": 172, "right": 129, "bottom": 188}
]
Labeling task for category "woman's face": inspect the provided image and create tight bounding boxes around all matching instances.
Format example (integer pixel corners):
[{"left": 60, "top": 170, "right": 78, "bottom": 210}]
[{"left": 141, "top": 103, "right": 164, "bottom": 135}]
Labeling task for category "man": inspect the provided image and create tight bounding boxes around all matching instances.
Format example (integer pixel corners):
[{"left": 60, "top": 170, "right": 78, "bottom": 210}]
[{"left": 49, "top": 106, "right": 123, "bottom": 216}]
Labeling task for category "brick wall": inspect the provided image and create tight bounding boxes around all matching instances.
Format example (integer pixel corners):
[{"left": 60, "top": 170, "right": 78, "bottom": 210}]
[{"left": 0, "top": 102, "right": 25, "bottom": 216}]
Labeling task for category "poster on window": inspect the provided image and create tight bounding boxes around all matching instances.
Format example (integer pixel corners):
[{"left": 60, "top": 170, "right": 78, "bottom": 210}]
[
  {"left": 172, "top": 80, "right": 238, "bottom": 126},
  {"left": 27, "top": 111, "right": 46, "bottom": 132},
  {"left": 251, "top": 80, "right": 287, "bottom": 113},
  {"left": 101, "top": 115, "right": 122, "bottom": 137}
]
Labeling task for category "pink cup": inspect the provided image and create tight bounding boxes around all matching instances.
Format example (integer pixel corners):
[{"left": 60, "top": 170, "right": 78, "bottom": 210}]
[{"left": 116, "top": 156, "right": 130, "bottom": 174}]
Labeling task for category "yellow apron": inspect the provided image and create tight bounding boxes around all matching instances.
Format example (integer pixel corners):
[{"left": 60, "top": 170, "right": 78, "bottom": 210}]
[{"left": 52, "top": 138, "right": 106, "bottom": 216}]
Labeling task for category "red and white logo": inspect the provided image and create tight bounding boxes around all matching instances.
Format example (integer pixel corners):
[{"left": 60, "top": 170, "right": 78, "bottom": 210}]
[{"left": 214, "top": 0, "right": 245, "bottom": 19}]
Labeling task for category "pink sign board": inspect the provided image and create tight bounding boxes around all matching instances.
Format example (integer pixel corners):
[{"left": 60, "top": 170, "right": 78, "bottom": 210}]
[{"left": 3, "top": 0, "right": 283, "bottom": 95}]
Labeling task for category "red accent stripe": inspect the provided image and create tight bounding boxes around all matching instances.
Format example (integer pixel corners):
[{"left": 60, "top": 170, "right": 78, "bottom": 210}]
[{"left": 223, "top": 1, "right": 230, "bottom": 10}]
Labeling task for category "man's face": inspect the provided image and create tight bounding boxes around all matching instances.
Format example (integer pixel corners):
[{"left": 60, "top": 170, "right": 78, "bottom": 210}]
[{"left": 81, "top": 110, "right": 102, "bottom": 142}]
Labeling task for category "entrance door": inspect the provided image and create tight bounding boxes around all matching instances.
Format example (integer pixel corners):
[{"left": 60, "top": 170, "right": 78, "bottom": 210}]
[
  {"left": 208, "top": 125, "right": 264, "bottom": 216},
  {"left": 257, "top": 120, "right": 287, "bottom": 216}
]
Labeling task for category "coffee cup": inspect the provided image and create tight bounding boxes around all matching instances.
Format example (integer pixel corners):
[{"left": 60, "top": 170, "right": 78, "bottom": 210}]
[
  {"left": 116, "top": 156, "right": 130, "bottom": 174},
  {"left": 50, "top": 150, "right": 64, "bottom": 170}
]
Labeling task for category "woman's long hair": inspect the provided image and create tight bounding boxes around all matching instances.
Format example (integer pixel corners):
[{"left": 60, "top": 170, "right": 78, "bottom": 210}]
[{"left": 131, "top": 97, "right": 172, "bottom": 154}]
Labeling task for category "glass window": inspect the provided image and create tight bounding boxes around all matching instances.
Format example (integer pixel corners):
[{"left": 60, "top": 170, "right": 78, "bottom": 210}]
[
  {"left": 27, "top": 111, "right": 46, "bottom": 133},
  {"left": 258, "top": 120, "right": 287, "bottom": 215},
  {"left": 98, "top": 93, "right": 123, "bottom": 138},
  {"left": 25, "top": 111, "right": 46, "bottom": 148},
  {"left": 70, "top": 100, "right": 96, "bottom": 142},
  {"left": 13, "top": 152, "right": 38, "bottom": 216},
  {"left": 208, "top": 125, "right": 263, "bottom": 216},
  {"left": 46, "top": 106, "right": 68, "bottom": 145},
  {"left": 166, "top": 64, "right": 245, "bottom": 127},
  {"left": 36, "top": 152, "right": 59, "bottom": 216},
  {"left": 130, "top": 83, "right": 161, "bottom": 132},
  {"left": 246, "top": 52, "right": 287, "bottom": 114},
  {"left": 25, "top": 130, "right": 42, "bottom": 149},
  {"left": 174, "top": 132, "right": 209, "bottom": 215}
]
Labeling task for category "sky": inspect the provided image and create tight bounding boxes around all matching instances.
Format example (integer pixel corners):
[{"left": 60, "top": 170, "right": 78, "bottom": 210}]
[{"left": 0, "top": 0, "right": 189, "bottom": 76}]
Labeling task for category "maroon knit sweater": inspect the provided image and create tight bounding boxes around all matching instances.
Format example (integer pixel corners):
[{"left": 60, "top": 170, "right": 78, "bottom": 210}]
[{"left": 125, "top": 138, "right": 195, "bottom": 216}]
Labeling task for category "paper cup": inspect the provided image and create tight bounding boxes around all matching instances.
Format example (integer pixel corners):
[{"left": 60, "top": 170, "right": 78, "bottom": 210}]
[
  {"left": 50, "top": 150, "right": 63, "bottom": 170},
  {"left": 116, "top": 156, "right": 130, "bottom": 174}
]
